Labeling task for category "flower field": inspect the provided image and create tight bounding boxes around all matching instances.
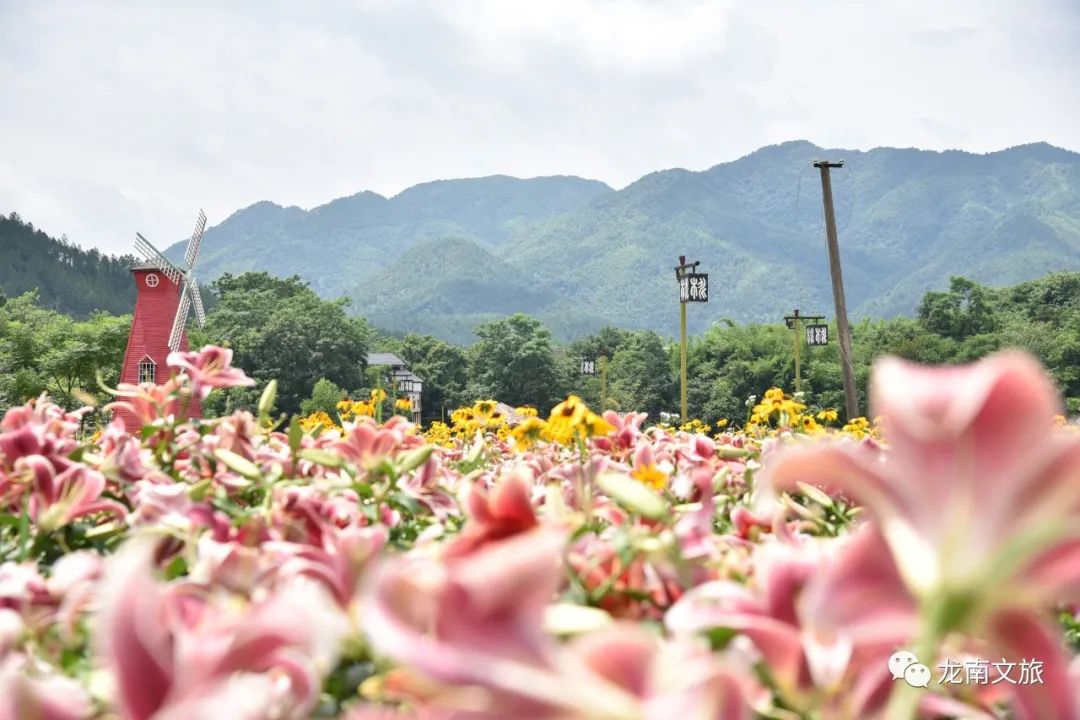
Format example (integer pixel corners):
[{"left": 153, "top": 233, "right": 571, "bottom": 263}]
[{"left": 1, "top": 346, "right": 1079, "bottom": 719}]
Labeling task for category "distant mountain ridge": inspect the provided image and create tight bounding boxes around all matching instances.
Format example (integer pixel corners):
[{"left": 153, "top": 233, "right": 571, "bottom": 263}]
[
  {"left": 166, "top": 175, "right": 613, "bottom": 297},
  {"left": 165, "top": 141, "right": 1080, "bottom": 344}
]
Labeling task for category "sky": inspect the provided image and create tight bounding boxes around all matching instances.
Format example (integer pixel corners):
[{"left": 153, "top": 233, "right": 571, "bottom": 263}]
[{"left": 2, "top": 0, "right": 1079, "bottom": 254}]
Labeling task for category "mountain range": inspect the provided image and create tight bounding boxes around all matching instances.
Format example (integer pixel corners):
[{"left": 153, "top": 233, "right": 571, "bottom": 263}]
[{"left": 143, "top": 139, "right": 1080, "bottom": 344}]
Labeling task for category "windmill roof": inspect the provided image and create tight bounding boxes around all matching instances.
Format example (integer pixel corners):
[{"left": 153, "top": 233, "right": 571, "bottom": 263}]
[{"left": 130, "top": 261, "right": 160, "bottom": 271}]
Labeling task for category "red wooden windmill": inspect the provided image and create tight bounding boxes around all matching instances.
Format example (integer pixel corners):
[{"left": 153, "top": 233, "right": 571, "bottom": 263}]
[{"left": 114, "top": 210, "right": 208, "bottom": 428}]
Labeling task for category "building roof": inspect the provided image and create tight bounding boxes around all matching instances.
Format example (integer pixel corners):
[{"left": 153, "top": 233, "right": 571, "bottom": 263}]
[{"left": 367, "top": 352, "right": 406, "bottom": 368}]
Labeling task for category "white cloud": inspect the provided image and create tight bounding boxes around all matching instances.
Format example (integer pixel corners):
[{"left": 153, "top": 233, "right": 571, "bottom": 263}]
[{"left": 0, "top": 0, "right": 1077, "bottom": 254}]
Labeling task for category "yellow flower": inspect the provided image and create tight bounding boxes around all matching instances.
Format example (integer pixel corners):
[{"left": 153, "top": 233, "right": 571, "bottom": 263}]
[
  {"left": 816, "top": 408, "right": 839, "bottom": 423},
  {"left": 680, "top": 418, "right": 712, "bottom": 434},
  {"left": 370, "top": 388, "right": 387, "bottom": 403},
  {"left": 549, "top": 395, "right": 588, "bottom": 424},
  {"left": 395, "top": 397, "right": 413, "bottom": 410},
  {"left": 545, "top": 395, "right": 592, "bottom": 445},
  {"left": 510, "top": 417, "right": 547, "bottom": 451},
  {"left": 763, "top": 387, "right": 785, "bottom": 402},
  {"left": 352, "top": 401, "right": 375, "bottom": 417},
  {"left": 800, "top": 416, "right": 825, "bottom": 436},
  {"left": 515, "top": 406, "right": 538, "bottom": 418},
  {"left": 631, "top": 463, "right": 668, "bottom": 490},
  {"left": 424, "top": 421, "right": 453, "bottom": 447},
  {"left": 582, "top": 411, "right": 615, "bottom": 438},
  {"left": 451, "top": 407, "right": 475, "bottom": 426},
  {"left": 299, "top": 411, "right": 338, "bottom": 433},
  {"left": 716, "top": 418, "right": 729, "bottom": 429},
  {"left": 841, "top": 416, "right": 872, "bottom": 438}
]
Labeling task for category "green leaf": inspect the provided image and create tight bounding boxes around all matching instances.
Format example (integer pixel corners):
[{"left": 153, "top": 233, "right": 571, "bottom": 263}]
[
  {"left": 796, "top": 481, "right": 834, "bottom": 508},
  {"left": 187, "top": 478, "right": 213, "bottom": 501},
  {"left": 396, "top": 445, "right": 434, "bottom": 473},
  {"left": 213, "top": 448, "right": 262, "bottom": 479},
  {"left": 298, "top": 448, "right": 344, "bottom": 468},
  {"left": 164, "top": 554, "right": 188, "bottom": 580},
  {"left": 287, "top": 416, "right": 303, "bottom": 454},
  {"left": 258, "top": 379, "right": 278, "bottom": 420},
  {"left": 596, "top": 471, "right": 667, "bottom": 520},
  {"left": 17, "top": 509, "right": 30, "bottom": 561},
  {"left": 716, "top": 446, "right": 751, "bottom": 460},
  {"left": 391, "top": 491, "right": 422, "bottom": 515}
]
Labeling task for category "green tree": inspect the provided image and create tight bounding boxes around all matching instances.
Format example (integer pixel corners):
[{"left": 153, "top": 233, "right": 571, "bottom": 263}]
[
  {"left": 199, "top": 273, "right": 372, "bottom": 414},
  {"left": 467, "top": 314, "right": 559, "bottom": 409},
  {"left": 300, "top": 378, "right": 346, "bottom": 418},
  {"left": 0, "top": 292, "right": 129, "bottom": 412},
  {"left": 607, "top": 331, "right": 674, "bottom": 420},
  {"left": 561, "top": 327, "right": 632, "bottom": 410},
  {"left": 917, "top": 276, "right": 998, "bottom": 340}
]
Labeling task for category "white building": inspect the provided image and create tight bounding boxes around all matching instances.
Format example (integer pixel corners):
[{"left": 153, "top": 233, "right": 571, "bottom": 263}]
[{"left": 366, "top": 352, "right": 423, "bottom": 423}]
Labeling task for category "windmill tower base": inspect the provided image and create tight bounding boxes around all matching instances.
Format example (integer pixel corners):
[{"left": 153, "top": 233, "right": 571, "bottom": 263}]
[{"left": 113, "top": 263, "right": 204, "bottom": 431}]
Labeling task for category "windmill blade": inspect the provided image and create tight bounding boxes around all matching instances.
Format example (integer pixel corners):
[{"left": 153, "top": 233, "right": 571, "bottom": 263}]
[
  {"left": 168, "top": 285, "right": 192, "bottom": 352},
  {"left": 184, "top": 209, "right": 207, "bottom": 269},
  {"left": 135, "top": 232, "right": 182, "bottom": 284},
  {"left": 188, "top": 275, "right": 206, "bottom": 327}
]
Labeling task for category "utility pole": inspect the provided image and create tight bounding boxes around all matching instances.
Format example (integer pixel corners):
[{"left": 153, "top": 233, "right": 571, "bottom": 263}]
[
  {"left": 599, "top": 355, "right": 608, "bottom": 411},
  {"left": 813, "top": 160, "right": 859, "bottom": 419},
  {"left": 678, "top": 258, "right": 689, "bottom": 422},
  {"left": 788, "top": 309, "right": 802, "bottom": 395}
]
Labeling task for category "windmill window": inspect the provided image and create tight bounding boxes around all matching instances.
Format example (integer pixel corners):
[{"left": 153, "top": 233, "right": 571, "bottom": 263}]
[{"left": 138, "top": 359, "right": 156, "bottom": 384}]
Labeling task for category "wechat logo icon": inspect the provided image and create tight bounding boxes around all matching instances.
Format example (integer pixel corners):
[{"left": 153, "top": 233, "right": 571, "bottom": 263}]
[{"left": 888, "top": 650, "right": 931, "bottom": 688}]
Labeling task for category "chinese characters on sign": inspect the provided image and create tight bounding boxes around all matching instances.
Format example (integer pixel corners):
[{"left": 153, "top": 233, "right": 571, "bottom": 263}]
[
  {"left": 581, "top": 359, "right": 596, "bottom": 375},
  {"left": 888, "top": 650, "right": 1044, "bottom": 688},
  {"left": 805, "top": 323, "right": 828, "bottom": 346},
  {"left": 678, "top": 273, "right": 709, "bottom": 303},
  {"left": 937, "top": 658, "right": 1045, "bottom": 686}
]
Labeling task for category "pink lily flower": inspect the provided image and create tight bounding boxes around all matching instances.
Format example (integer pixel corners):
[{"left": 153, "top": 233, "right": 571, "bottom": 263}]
[
  {"left": 29, "top": 463, "right": 126, "bottom": 532},
  {"left": 760, "top": 351, "right": 1080, "bottom": 605},
  {"left": 268, "top": 523, "right": 388, "bottom": 609},
  {"left": 332, "top": 414, "right": 425, "bottom": 470},
  {"left": 758, "top": 351, "right": 1080, "bottom": 718},
  {"left": 166, "top": 345, "right": 255, "bottom": 401},
  {"left": 95, "top": 537, "right": 348, "bottom": 720},
  {"left": 365, "top": 524, "right": 753, "bottom": 718},
  {"left": 592, "top": 411, "right": 648, "bottom": 455},
  {"left": 106, "top": 378, "right": 186, "bottom": 429},
  {"left": 665, "top": 525, "right": 919, "bottom": 719},
  {"left": 0, "top": 609, "right": 22, "bottom": 657},
  {"left": 0, "top": 654, "right": 92, "bottom": 720},
  {"left": 443, "top": 468, "right": 538, "bottom": 558}
]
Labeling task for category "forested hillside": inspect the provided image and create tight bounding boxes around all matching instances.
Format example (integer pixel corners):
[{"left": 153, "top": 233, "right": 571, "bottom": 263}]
[
  {"left": 498, "top": 140, "right": 1080, "bottom": 336},
  {"left": 0, "top": 212, "right": 136, "bottom": 317},
  {"left": 164, "top": 175, "right": 613, "bottom": 297},
  {"left": 153, "top": 141, "right": 1080, "bottom": 343}
]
